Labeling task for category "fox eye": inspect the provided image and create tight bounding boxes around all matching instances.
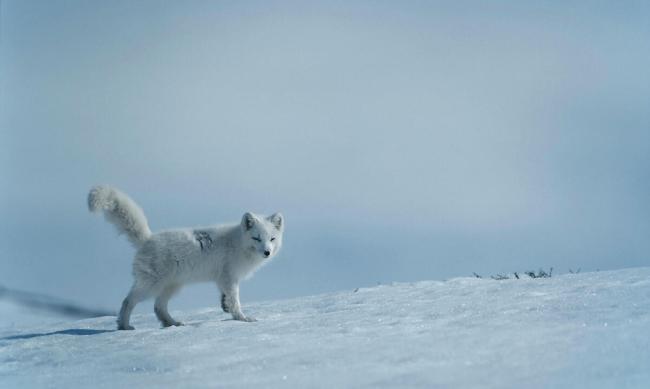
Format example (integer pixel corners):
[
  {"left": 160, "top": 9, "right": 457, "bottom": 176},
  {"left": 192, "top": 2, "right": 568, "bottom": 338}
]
[
  {"left": 252, "top": 236, "right": 261, "bottom": 242},
  {"left": 270, "top": 237, "right": 276, "bottom": 242}
]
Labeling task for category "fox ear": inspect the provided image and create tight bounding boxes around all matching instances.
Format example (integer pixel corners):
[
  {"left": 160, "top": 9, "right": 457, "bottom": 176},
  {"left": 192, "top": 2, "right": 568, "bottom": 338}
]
[
  {"left": 241, "top": 212, "right": 257, "bottom": 231},
  {"left": 268, "top": 213, "right": 283, "bottom": 231}
]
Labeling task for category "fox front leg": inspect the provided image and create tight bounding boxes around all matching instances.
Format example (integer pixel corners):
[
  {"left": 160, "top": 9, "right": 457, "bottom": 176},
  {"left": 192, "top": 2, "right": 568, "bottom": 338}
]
[
  {"left": 220, "top": 293, "right": 230, "bottom": 313},
  {"left": 220, "top": 283, "right": 256, "bottom": 322}
]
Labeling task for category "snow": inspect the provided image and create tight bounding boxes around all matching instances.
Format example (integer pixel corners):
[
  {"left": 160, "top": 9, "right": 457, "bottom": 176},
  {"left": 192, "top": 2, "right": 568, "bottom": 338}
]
[
  {"left": 0, "top": 301, "right": 64, "bottom": 330},
  {"left": 1, "top": 268, "right": 649, "bottom": 388}
]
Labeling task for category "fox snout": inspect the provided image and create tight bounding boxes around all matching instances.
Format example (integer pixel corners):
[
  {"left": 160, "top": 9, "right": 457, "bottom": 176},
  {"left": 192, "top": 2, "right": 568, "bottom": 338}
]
[{"left": 262, "top": 243, "right": 273, "bottom": 258}]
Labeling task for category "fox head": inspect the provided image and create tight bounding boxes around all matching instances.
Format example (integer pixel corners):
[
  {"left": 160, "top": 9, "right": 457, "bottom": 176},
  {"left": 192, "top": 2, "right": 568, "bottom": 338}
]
[{"left": 241, "top": 212, "right": 284, "bottom": 259}]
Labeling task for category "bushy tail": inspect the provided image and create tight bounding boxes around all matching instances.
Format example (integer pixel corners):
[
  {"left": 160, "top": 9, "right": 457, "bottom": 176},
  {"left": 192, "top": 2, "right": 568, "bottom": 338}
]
[{"left": 88, "top": 185, "right": 152, "bottom": 248}]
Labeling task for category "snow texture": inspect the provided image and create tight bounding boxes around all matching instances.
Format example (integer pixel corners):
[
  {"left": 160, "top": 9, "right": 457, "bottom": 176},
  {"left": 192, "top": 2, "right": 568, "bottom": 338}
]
[{"left": 1, "top": 268, "right": 649, "bottom": 388}]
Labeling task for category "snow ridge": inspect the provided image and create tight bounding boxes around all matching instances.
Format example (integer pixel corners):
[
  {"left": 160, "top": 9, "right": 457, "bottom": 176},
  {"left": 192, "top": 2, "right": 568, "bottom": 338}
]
[{"left": 1, "top": 268, "right": 649, "bottom": 388}]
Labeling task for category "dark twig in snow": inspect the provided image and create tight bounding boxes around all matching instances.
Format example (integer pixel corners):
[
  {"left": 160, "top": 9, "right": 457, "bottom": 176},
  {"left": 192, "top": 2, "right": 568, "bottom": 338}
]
[
  {"left": 524, "top": 268, "right": 553, "bottom": 279},
  {"left": 473, "top": 267, "right": 575, "bottom": 281}
]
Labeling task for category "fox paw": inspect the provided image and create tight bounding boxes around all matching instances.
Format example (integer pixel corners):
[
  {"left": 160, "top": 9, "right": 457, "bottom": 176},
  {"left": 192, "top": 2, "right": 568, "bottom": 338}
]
[
  {"left": 238, "top": 316, "right": 257, "bottom": 322},
  {"left": 162, "top": 321, "right": 184, "bottom": 328}
]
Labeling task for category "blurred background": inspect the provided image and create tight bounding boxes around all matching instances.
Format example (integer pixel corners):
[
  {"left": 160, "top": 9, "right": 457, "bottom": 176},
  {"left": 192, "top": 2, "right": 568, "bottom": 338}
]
[{"left": 1, "top": 0, "right": 649, "bottom": 327}]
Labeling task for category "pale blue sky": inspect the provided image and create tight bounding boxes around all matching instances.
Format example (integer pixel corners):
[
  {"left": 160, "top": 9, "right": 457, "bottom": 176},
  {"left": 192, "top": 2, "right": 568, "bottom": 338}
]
[{"left": 1, "top": 1, "right": 649, "bottom": 314}]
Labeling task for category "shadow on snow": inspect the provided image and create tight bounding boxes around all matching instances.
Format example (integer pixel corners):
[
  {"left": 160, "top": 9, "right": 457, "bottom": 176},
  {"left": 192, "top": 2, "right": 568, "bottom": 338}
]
[{"left": 1, "top": 329, "right": 115, "bottom": 340}]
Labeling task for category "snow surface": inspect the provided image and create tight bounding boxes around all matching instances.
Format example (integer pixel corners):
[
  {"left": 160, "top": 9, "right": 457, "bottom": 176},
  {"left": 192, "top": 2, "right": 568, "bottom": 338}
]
[
  {"left": 1, "top": 268, "right": 649, "bottom": 388},
  {"left": 0, "top": 301, "right": 64, "bottom": 330}
]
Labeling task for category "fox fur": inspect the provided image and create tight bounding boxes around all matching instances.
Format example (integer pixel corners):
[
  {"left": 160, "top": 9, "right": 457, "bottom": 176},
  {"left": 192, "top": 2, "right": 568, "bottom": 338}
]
[{"left": 88, "top": 185, "right": 284, "bottom": 330}]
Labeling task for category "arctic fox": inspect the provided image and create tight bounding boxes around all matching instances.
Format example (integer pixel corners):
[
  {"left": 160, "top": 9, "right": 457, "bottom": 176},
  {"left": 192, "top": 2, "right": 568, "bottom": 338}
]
[{"left": 87, "top": 185, "right": 284, "bottom": 330}]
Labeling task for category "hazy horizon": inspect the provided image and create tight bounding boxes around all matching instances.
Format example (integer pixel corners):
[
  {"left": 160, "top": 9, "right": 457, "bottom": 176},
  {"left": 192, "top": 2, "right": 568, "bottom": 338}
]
[{"left": 1, "top": 0, "right": 649, "bottom": 318}]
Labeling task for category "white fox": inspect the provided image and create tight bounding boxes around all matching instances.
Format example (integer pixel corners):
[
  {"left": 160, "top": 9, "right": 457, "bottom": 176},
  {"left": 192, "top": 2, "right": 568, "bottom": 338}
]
[{"left": 87, "top": 185, "right": 284, "bottom": 330}]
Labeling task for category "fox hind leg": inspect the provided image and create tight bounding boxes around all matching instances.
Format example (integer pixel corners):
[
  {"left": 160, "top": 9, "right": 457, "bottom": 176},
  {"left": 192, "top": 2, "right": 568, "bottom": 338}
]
[
  {"left": 117, "top": 285, "right": 150, "bottom": 330},
  {"left": 154, "top": 284, "right": 183, "bottom": 327}
]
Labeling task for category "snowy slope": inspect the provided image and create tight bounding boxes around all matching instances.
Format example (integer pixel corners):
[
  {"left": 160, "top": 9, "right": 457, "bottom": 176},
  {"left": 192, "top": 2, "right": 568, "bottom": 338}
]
[
  {"left": 0, "top": 301, "right": 64, "bottom": 331},
  {"left": 1, "top": 268, "right": 649, "bottom": 388}
]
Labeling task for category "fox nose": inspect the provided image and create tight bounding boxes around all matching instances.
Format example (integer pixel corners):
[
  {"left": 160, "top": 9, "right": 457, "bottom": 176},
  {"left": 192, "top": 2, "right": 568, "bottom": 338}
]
[{"left": 263, "top": 250, "right": 271, "bottom": 257}]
